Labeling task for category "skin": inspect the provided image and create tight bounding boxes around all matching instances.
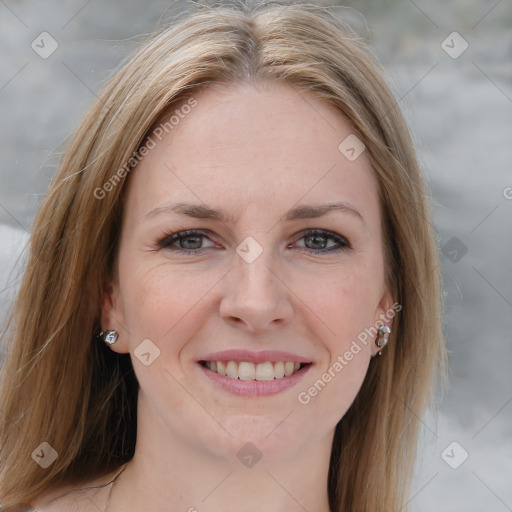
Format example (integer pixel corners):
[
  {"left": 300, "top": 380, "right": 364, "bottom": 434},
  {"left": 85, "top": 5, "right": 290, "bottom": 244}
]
[{"left": 36, "top": 80, "right": 394, "bottom": 511}]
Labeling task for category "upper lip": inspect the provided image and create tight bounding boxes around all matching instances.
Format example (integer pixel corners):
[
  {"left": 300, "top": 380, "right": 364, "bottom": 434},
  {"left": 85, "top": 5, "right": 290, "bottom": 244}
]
[{"left": 198, "top": 349, "right": 312, "bottom": 364}]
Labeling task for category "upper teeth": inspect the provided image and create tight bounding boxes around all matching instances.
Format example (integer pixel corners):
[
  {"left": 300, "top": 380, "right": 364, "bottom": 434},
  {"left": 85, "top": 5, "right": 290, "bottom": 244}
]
[{"left": 205, "top": 361, "right": 302, "bottom": 380}]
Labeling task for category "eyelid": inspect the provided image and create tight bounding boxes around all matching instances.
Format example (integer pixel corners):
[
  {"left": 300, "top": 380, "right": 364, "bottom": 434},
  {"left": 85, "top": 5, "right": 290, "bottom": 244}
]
[
  {"left": 291, "top": 228, "right": 351, "bottom": 252},
  {"left": 156, "top": 228, "right": 351, "bottom": 254},
  {"left": 156, "top": 229, "right": 217, "bottom": 250}
]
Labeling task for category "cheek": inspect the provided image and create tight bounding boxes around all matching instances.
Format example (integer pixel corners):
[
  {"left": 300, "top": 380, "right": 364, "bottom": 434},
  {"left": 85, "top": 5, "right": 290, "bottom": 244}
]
[
  {"left": 292, "top": 263, "right": 379, "bottom": 422},
  {"left": 118, "top": 257, "right": 220, "bottom": 351},
  {"left": 293, "top": 261, "right": 381, "bottom": 347},
  {"left": 118, "top": 261, "right": 214, "bottom": 401}
]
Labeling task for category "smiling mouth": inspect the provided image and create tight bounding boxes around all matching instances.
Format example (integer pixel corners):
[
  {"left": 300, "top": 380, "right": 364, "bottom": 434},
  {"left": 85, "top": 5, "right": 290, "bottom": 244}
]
[{"left": 199, "top": 360, "right": 311, "bottom": 381}]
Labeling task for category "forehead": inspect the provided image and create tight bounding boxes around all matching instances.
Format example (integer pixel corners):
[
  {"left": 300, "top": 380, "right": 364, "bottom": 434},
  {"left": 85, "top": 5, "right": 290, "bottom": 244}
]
[{"left": 126, "top": 81, "right": 380, "bottom": 230}]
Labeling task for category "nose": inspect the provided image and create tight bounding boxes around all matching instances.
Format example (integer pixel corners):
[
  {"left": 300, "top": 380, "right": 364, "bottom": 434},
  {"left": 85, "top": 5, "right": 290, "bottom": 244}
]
[{"left": 219, "top": 249, "right": 294, "bottom": 333}]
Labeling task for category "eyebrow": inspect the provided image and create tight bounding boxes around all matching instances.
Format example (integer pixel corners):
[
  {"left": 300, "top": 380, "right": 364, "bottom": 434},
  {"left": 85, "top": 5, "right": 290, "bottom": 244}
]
[{"left": 144, "top": 201, "right": 367, "bottom": 228}]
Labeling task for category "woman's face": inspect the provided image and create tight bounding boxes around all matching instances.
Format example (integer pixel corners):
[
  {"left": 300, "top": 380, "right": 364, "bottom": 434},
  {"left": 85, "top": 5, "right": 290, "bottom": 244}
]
[{"left": 103, "top": 81, "right": 393, "bottom": 465}]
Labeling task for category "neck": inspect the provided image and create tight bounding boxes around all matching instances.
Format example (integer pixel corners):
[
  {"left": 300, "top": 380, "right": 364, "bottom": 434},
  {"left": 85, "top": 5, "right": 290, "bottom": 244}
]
[{"left": 108, "top": 396, "right": 333, "bottom": 512}]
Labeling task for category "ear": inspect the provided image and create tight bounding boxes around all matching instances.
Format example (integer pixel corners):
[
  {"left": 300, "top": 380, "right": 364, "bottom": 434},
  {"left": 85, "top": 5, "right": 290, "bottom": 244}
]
[
  {"left": 370, "top": 286, "right": 396, "bottom": 357},
  {"left": 100, "top": 282, "right": 130, "bottom": 354}
]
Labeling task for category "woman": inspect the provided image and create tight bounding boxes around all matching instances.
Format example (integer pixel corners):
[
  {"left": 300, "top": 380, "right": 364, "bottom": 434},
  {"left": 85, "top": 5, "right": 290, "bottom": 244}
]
[{"left": 0, "top": 1, "right": 446, "bottom": 511}]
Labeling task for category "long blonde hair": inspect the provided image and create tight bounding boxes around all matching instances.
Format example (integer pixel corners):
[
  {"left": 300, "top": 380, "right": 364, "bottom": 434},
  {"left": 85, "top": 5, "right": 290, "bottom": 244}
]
[{"left": 0, "top": 1, "right": 446, "bottom": 510}]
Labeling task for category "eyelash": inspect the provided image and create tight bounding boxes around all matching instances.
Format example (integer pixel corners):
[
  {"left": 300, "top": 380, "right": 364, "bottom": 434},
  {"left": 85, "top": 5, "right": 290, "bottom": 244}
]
[{"left": 156, "top": 229, "right": 351, "bottom": 255}]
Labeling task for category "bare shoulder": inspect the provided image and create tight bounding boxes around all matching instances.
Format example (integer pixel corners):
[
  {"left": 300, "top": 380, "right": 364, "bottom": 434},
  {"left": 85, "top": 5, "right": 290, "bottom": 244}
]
[{"left": 30, "top": 469, "right": 120, "bottom": 512}]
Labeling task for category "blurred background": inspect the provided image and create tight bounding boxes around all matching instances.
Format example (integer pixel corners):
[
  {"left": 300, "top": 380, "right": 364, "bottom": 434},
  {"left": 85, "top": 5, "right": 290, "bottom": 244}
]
[{"left": 1, "top": 0, "right": 511, "bottom": 510}]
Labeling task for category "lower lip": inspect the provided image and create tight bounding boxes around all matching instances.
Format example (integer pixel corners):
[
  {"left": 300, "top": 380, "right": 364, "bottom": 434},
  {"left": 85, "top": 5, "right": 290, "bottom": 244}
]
[{"left": 197, "top": 363, "right": 312, "bottom": 397}]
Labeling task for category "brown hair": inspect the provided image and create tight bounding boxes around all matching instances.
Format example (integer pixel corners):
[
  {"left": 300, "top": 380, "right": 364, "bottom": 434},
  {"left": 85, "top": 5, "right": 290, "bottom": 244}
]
[{"left": 0, "top": 1, "right": 446, "bottom": 510}]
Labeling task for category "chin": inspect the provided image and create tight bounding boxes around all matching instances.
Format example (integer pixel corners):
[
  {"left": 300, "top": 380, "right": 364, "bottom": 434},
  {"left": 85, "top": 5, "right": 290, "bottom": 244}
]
[{"left": 208, "top": 414, "right": 309, "bottom": 466}]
